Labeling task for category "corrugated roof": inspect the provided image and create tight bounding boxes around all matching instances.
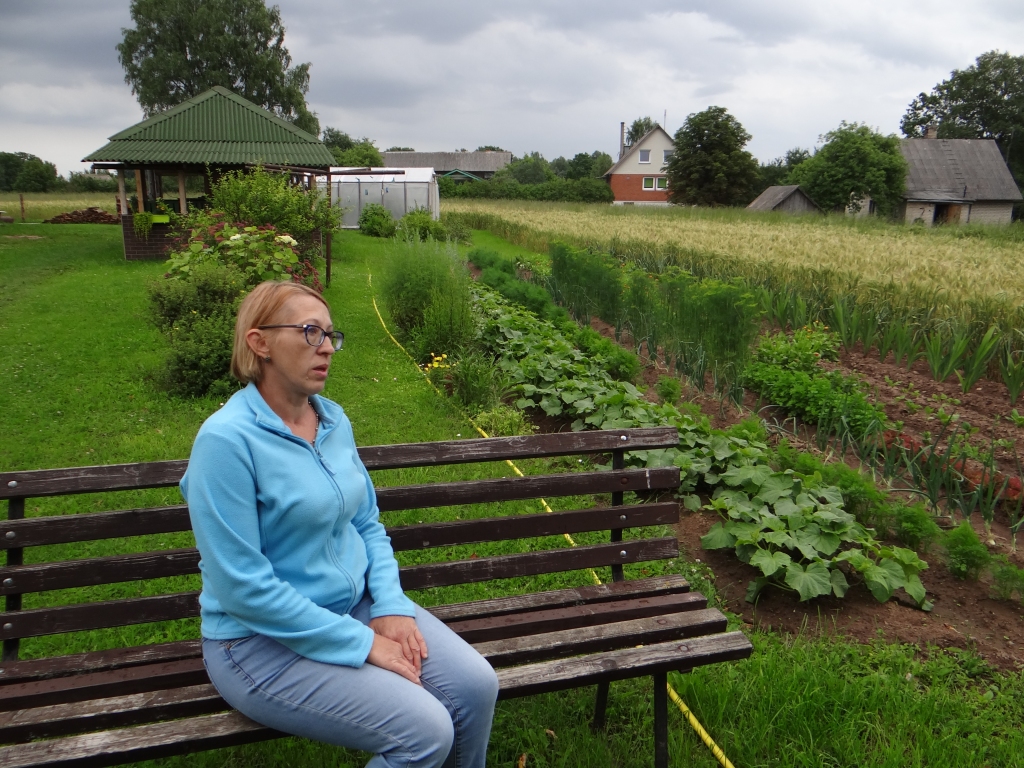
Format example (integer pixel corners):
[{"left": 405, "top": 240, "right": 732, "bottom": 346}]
[
  {"left": 83, "top": 86, "right": 334, "bottom": 166},
  {"left": 382, "top": 151, "right": 511, "bottom": 173},
  {"left": 746, "top": 185, "right": 820, "bottom": 212},
  {"left": 901, "top": 138, "right": 1021, "bottom": 202}
]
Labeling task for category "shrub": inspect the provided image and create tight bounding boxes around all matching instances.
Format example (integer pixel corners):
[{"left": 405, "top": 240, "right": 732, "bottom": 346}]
[
  {"left": 991, "top": 558, "right": 1024, "bottom": 603},
  {"left": 359, "top": 203, "right": 397, "bottom": 238},
  {"left": 474, "top": 404, "right": 536, "bottom": 436},
  {"left": 565, "top": 324, "right": 641, "bottom": 382},
  {"left": 410, "top": 283, "right": 476, "bottom": 362},
  {"left": 943, "top": 522, "right": 991, "bottom": 580},
  {"left": 754, "top": 323, "right": 840, "bottom": 372},
  {"left": 892, "top": 502, "right": 943, "bottom": 552},
  {"left": 148, "top": 263, "right": 246, "bottom": 397},
  {"left": 396, "top": 209, "right": 449, "bottom": 242},
  {"left": 656, "top": 376, "right": 682, "bottom": 404},
  {"left": 379, "top": 240, "right": 470, "bottom": 339},
  {"left": 448, "top": 176, "right": 614, "bottom": 203},
  {"left": 429, "top": 350, "right": 504, "bottom": 413}
]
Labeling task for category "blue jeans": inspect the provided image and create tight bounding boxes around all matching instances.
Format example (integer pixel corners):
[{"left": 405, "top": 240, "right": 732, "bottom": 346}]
[{"left": 202, "top": 595, "right": 499, "bottom": 768}]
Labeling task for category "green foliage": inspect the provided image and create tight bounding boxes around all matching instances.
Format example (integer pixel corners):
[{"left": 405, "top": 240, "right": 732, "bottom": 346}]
[
  {"left": 396, "top": 209, "right": 449, "bottom": 242},
  {"left": 358, "top": 203, "right": 397, "bottom": 238},
  {"left": 562, "top": 324, "right": 641, "bottom": 383},
  {"left": 665, "top": 106, "right": 759, "bottom": 206},
  {"left": 473, "top": 404, "right": 536, "bottom": 437},
  {"left": 410, "top": 281, "right": 476, "bottom": 363},
  {"left": 444, "top": 351, "right": 504, "bottom": 413},
  {"left": 497, "top": 152, "right": 553, "bottom": 184},
  {"left": 117, "top": 0, "right": 315, "bottom": 128},
  {"left": 210, "top": 166, "right": 338, "bottom": 246},
  {"left": 990, "top": 557, "right": 1024, "bottom": 603},
  {"left": 701, "top": 468, "right": 930, "bottom": 608},
  {"left": 943, "top": 522, "right": 991, "bottom": 580},
  {"left": 754, "top": 148, "right": 811, "bottom": 198},
  {"left": 626, "top": 117, "right": 658, "bottom": 147},
  {"left": 553, "top": 150, "right": 614, "bottom": 180},
  {"left": 148, "top": 263, "right": 246, "bottom": 397},
  {"left": 0, "top": 152, "right": 37, "bottom": 192},
  {"left": 468, "top": 248, "right": 567, "bottom": 324},
  {"left": 549, "top": 241, "right": 623, "bottom": 325},
  {"left": 447, "top": 176, "right": 613, "bottom": 203},
  {"left": 379, "top": 239, "right": 470, "bottom": 341},
  {"left": 437, "top": 176, "right": 457, "bottom": 198},
  {"left": 901, "top": 50, "right": 1024, "bottom": 186},
  {"left": 999, "top": 348, "right": 1024, "bottom": 405},
  {"left": 892, "top": 502, "right": 943, "bottom": 552},
  {"left": 789, "top": 122, "right": 907, "bottom": 215},
  {"left": 13, "top": 157, "right": 60, "bottom": 192},
  {"left": 655, "top": 376, "right": 681, "bottom": 404},
  {"left": 65, "top": 172, "right": 120, "bottom": 193},
  {"left": 754, "top": 324, "right": 840, "bottom": 373},
  {"left": 320, "top": 127, "right": 354, "bottom": 152},
  {"left": 332, "top": 139, "right": 383, "bottom": 167},
  {"left": 132, "top": 211, "right": 155, "bottom": 240},
  {"left": 165, "top": 222, "right": 311, "bottom": 288}
]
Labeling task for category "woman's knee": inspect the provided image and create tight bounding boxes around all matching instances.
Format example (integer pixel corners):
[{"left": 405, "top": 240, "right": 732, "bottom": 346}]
[{"left": 405, "top": 696, "right": 455, "bottom": 765}]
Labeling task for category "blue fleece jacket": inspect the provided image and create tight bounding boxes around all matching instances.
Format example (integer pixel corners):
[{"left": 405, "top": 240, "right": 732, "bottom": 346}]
[{"left": 180, "top": 382, "right": 416, "bottom": 668}]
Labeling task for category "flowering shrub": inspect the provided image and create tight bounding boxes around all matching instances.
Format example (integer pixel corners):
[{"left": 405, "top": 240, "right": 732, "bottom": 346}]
[{"left": 165, "top": 220, "right": 322, "bottom": 291}]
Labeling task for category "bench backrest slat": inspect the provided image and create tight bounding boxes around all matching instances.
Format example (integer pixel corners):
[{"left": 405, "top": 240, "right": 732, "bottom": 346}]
[
  {"left": 0, "top": 538, "right": 678, "bottom": 642},
  {"left": 0, "top": 504, "right": 679, "bottom": 598},
  {"left": 0, "top": 507, "right": 191, "bottom": 551},
  {"left": 0, "top": 428, "right": 680, "bottom": 500}
]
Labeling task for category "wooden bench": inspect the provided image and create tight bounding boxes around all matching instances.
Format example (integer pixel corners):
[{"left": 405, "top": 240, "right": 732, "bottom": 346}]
[{"left": 0, "top": 426, "right": 751, "bottom": 767}]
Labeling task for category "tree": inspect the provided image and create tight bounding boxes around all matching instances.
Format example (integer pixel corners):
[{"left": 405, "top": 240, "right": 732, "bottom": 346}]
[
  {"left": 566, "top": 152, "right": 596, "bottom": 180},
  {"left": 589, "top": 150, "right": 614, "bottom": 177},
  {"left": 117, "top": 0, "right": 317, "bottom": 134},
  {"left": 13, "top": 158, "right": 59, "bottom": 193},
  {"left": 476, "top": 145, "right": 506, "bottom": 152},
  {"left": 497, "top": 152, "right": 552, "bottom": 184},
  {"left": 0, "top": 152, "right": 38, "bottom": 192},
  {"left": 789, "top": 123, "right": 906, "bottom": 215},
  {"left": 626, "top": 117, "right": 658, "bottom": 147},
  {"left": 901, "top": 51, "right": 1024, "bottom": 184},
  {"left": 754, "top": 147, "right": 810, "bottom": 196},
  {"left": 385, "top": 146, "right": 415, "bottom": 152},
  {"left": 549, "top": 157, "right": 570, "bottom": 178},
  {"left": 332, "top": 140, "right": 383, "bottom": 167},
  {"left": 664, "top": 106, "right": 759, "bottom": 206},
  {"left": 321, "top": 127, "right": 354, "bottom": 152}
]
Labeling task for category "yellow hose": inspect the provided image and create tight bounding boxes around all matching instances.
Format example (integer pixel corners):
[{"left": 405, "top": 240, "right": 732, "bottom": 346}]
[{"left": 368, "top": 274, "right": 735, "bottom": 767}]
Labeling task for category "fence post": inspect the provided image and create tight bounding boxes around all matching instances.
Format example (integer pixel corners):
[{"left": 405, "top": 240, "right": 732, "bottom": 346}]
[{"left": 19, "top": 194, "right": 25, "bottom": 223}]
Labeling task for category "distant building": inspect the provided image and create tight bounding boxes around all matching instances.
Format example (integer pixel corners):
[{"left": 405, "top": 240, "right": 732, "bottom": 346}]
[
  {"left": 381, "top": 150, "right": 511, "bottom": 181},
  {"left": 746, "top": 185, "right": 821, "bottom": 214},
  {"left": 603, "top": 125, "right": 675, "bottom": 205}
]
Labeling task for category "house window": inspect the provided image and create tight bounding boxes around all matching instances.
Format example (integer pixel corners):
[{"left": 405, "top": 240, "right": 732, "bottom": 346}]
[
  {"left": 642, "top": 177, "right": 655, "bottom": 190},
  {"left": 663, "top": 150, "right": 674, "bottom": 164},
  {"left": 656, "top": 177, "right": 668, "bottom": 190},
  {"left": 638, "top": 149, "right": 651, "bottom": 163}
]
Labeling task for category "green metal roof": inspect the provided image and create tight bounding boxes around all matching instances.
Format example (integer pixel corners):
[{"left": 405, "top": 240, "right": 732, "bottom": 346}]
[{"left": 83, "top": 86, "right": 334, "bottom": 167}]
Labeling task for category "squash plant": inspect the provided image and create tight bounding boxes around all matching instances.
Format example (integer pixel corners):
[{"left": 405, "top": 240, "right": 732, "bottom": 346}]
[{"left": 701, "top": 468, "right": 931, "bottom": 609}]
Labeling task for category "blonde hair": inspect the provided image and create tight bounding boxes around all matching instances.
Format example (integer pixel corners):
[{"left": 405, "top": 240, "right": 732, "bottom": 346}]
[{"left": 232, "top": 281, "right": 330, "bottom": 383}]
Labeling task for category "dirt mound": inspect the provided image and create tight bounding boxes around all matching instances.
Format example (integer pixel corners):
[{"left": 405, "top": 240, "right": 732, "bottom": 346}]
[{"left": 43, "top": 208, "right": 121, "bottom": 224}]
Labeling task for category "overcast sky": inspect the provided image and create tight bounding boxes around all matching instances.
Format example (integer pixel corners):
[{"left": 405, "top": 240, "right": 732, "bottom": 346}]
[{"left": 3, "top": 0, "right": 1024, "bottom": 176}]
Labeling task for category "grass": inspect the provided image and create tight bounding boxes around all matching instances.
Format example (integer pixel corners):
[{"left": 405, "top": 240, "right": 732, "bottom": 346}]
[
  {"left": 0, "top": 192, "right": 119, "bottom": 223},
  {"left": 2, "top": 226, "right": 1023, "bottom": 766}
]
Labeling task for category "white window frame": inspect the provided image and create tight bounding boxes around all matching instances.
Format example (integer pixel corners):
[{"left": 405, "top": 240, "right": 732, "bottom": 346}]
[
  {"left": 656, "top": 177, "right": 668, "bottom": 190},
  {"left": 642, "top": 177, "right": 656, "bottom": 190},
  {"left": 638, "top": 149, "right": 651, "bottom": 164}
]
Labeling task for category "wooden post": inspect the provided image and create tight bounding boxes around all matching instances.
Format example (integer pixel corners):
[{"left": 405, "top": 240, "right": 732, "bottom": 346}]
[
  {"left": 326, "top": 171, "right": 332, "bottom": 288},
  {"left": 19, "top": 194, "right": 25, "bottom": 222},
  {"left": 134, "top": 169, "right": 145, "bottom": 213},
  {"left": 2, "top": 497, "right": 25, "bottom": 662},
  {"left": 653, "top": 672, "right": 668, "bottom": 768},
  {"left": 117, "top": 170, "right": 127, "bottom": 216},
  {"left": 178, "top": 171, "right": 187, "bottom": 215}
]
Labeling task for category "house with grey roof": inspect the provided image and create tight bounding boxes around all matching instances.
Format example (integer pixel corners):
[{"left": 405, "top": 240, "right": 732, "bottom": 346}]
[
  {"left": 381, "top": 150, "right": 511, "bottom": 180},
  {"left": 896, "top": 128, "right": 1021, "bottom": 225},
  {"left": 746, "top": 184, "right": 820, "bottom": 214}
]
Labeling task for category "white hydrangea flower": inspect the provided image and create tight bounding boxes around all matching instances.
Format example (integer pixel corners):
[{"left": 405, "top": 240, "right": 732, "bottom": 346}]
[
  {"left": 275, "top": 235, "right": 297, "bottom": 245},
  {"left": 229, "top": 233, "right": 243, "bottom": 241}
]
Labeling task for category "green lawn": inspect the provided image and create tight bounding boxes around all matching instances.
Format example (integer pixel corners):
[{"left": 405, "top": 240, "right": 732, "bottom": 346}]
[{"left": 1, "top": 226, "right": 1022, "bottom": 767}]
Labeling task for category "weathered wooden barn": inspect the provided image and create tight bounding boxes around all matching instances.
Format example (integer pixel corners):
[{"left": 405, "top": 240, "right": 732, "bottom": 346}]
[{"left": 746, "top": 185, "right": 820, "bottom": 214}]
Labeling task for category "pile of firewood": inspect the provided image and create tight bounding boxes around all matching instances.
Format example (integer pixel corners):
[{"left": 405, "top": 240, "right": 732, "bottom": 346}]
[{"left": 43, "top": 208, "right": 121, "bottom": 224}]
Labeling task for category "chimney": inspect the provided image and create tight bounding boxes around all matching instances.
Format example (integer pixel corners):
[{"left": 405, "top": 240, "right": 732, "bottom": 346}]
[
  {"left": 924, "top": 123, "right": 939, "bottom": 139},
  {"left": 619, "top": 122, "right": 626, "bottom": 160}
]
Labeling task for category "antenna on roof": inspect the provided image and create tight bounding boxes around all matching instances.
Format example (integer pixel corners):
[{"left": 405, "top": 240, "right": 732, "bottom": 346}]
[{"left": 663, "top": 109, "right": 667, "bottom": 130}]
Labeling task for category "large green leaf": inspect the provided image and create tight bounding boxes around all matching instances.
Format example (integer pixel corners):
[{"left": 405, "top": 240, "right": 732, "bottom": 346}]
[
  {"left": 700, "top": 522, "right": 736, "bottom": 550},
  {"left": 903, "top": 573, "right": 928, "bottom": 607},
  {"left": 745, "top": 577, "right": 770, "bottom": 604},
  {"left": 755, "top": 474, "right": 794, "bottom": 504},
  {"left": 750, "top": 549, "right": 792, "bottom": 577},
  {"left": 830, "top": 568, "right": 849, "bottom": 598},
  {"left": 784, "top": 561, "right": 833, "bottom": 601},
  {"left": 721, "top": 463, "right": 773, "bottom": 489}
]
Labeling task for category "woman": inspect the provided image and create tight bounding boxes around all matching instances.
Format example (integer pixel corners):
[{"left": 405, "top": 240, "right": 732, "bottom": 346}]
[{"left": 181, "top": 281, "right": 498, "bottom": 768}]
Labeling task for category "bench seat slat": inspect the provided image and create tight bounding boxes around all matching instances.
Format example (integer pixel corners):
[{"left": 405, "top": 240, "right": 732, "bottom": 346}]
[
  {"left": 0, "top": 507, "right": 191, "bottom": 551},
  {"left": 0, "top": 428, "right": 681, "bottom": 500},
  {"left": 376, "top": 467, "right": 680, "bottom": 512},
  {"left": 0, "top": 632, "right": 751, "bottom": 768},
  {"left": 0, "top": 577, "right": 691, "bottom": 686},
  {"left": 399, "top": 538, "right": 678, "bottom": 590},
  {"left": 476, "top": 608, "right": 729, "bottom": 666},
  {"left": 447, "top": 592, "right": 707, "bottom": 644}
]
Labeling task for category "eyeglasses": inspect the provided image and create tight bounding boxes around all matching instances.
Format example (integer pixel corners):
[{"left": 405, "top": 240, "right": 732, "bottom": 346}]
[{"left": 257, "top": 324, "right": 345, "bottom": 351}]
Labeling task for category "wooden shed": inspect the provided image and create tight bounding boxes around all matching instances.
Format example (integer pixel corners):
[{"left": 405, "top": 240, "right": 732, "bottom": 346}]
[
  {"left": 82, "top": 86, "right": 335, "bottom": 260},
  {"left": 746, "top": 185, "right": 821, "bottom": 214}
]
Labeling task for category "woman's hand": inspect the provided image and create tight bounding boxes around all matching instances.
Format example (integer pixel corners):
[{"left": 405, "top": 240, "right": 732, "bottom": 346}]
[
  {"left": 366, "top": 633, "right": 422, "bottom": 685},
  {"left": 368, "top": 615, "right": 428, "bottom": 678}
]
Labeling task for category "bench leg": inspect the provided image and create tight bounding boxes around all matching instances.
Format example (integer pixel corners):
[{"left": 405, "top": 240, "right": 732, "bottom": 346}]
[
  {"left": 592, "top": 681, "right": 610, "bottom": 731},
  {"left": 653, "top": 671, "right": 668, "bottom": 768}
]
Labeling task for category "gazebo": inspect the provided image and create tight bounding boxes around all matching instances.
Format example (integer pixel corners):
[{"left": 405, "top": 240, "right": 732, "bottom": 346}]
[{"left": 83, "top": 86, "right": 336, "bottom": 260}]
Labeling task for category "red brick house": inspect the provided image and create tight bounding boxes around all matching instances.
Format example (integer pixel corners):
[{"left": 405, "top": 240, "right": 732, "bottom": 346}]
[{"left": 603, "top": 125, "right": 675, "bottom": 205}]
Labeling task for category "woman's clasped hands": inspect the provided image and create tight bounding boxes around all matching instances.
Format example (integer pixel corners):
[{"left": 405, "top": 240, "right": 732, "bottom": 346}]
[{"left": 368, "top": 615, "right": 429, "bottom": 685}]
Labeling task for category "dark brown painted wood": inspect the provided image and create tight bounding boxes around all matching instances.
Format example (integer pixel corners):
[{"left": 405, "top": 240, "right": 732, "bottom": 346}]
[
  {"left": 0, "top": 550, "right": 200, "bottom": 597},
  {"left": 0, "top": 658, "right": 208, "bottom": 713},
  {"left": 427, "top": 574, "right": 692, "bottom": 622},
  {"left": 0, "top": 641, "right": 201, "bottom": 688},
  {"left": 447, "top": 592, "right": 707, "bottom": 644},
  {"left": 475, "top": 609, "right": 728, "bottom": 667},
  {"left": 495, "top": 632, "right": 754, "bottom": 700},
  {"left": 0, "top": 507, "right": 191, "bottom": 551},
  {"left": 399, "top": 538, "right": 678, "bottom": 590},
  {"left": 0, "top": 593, "right": 200, "bottom": 643},
  {"left": 388, "top": 502, "right": 678, "bottom": 551},
  {"left": 3, "top": 498, "right": 25, "bottom": 663},
  {"left": 0, "top": 710, "right": 277, "bottom": 768},
  {"left": 0, "top": 684, "right": 227, "bottom": 744},
  {"left": 377, "top": 467, "right": 680, "bottom": 512},
  {"left": 0, "top": 428, "right": 680, "bottom": 500}
]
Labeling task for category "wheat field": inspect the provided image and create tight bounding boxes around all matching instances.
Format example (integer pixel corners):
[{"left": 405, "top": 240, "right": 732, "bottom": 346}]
[
  {"left": 0, "top": 193, "right": 118, "bottom": 223},
  {"left": 444, "top": 200, "right": 1024, "bottom": 310}
]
